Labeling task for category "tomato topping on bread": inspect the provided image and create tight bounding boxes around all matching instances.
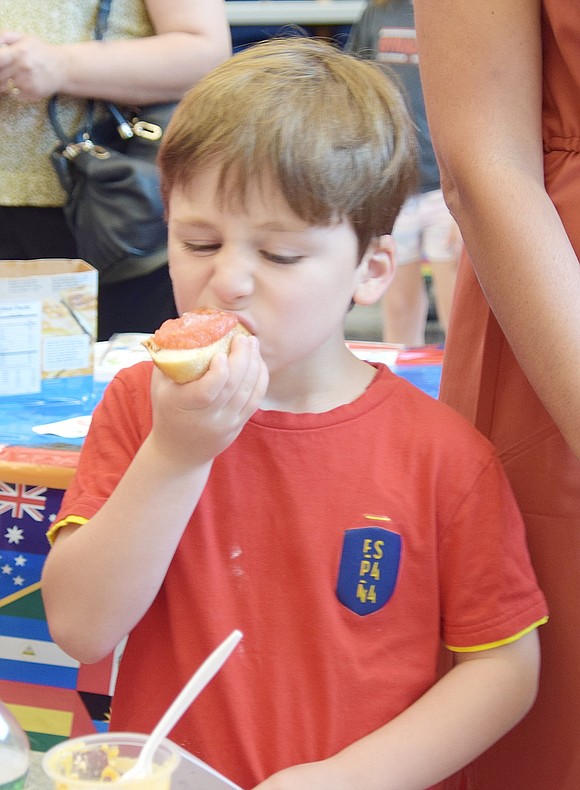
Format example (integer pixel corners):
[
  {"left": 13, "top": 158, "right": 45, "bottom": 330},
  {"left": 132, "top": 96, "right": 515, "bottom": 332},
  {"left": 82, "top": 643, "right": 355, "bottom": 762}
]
[{"left": 143, "top": 308, "right": 251, "bottom": 383}]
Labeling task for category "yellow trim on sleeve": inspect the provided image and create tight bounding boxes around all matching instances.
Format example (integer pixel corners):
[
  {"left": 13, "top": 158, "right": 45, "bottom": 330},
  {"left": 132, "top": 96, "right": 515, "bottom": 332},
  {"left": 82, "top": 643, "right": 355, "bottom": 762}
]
[
  {"left": 46, "top": 515, "right": 89, "bottom": 546},
  {"left": 445, "top": 616, "right": 549, "bottom": 653}
]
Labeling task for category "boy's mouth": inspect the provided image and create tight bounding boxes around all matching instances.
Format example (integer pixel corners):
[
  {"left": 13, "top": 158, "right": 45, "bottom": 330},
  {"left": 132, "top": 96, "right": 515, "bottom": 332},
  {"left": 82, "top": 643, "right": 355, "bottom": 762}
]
[{"left": 199, "top": 307, "right": 254, "bottom": 336}]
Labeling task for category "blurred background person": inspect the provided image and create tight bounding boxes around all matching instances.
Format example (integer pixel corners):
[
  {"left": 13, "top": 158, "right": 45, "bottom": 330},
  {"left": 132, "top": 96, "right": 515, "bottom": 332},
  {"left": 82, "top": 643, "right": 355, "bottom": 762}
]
[
  {"left": 415, "top": 0, "right": 580, "bottom": 787},
  {"left": 0, "top": 0, "right": 231, "bottom": 340},
  {"left": 347, "top": 0, "right": 461, "bottom": 346}
]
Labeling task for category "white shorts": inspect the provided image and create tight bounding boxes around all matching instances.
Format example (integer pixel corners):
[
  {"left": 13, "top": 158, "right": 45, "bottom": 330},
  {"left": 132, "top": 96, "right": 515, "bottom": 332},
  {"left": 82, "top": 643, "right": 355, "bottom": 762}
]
[{"left": 392, "top": 189, "right": 460, "bottom": 266}]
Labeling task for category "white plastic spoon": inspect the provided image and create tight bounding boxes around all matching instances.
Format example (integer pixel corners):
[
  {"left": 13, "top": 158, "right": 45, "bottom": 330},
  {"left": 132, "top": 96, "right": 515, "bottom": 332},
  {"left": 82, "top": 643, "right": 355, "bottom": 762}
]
[{"left": 118, "top": 629, "right": 243, "bottom": 783}]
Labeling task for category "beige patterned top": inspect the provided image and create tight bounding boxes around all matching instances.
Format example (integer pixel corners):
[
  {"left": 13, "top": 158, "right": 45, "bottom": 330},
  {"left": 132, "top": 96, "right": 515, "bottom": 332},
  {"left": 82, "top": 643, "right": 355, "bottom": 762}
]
[{"left": 0, "top": 0, "right": 154, "bottom": 206}]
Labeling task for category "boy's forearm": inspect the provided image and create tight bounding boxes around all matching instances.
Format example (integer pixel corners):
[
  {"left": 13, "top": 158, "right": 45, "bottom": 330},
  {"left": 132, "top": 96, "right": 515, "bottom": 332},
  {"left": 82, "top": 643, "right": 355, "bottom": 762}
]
[
  {"left": 43, "top": 340, "right": 268, "bottom": 663},
  {"left": 326, "top": 634, "right": 540, "bottom": 790},
  {"left": 41, "top": 435, "right": 211, "bottom": 663}
]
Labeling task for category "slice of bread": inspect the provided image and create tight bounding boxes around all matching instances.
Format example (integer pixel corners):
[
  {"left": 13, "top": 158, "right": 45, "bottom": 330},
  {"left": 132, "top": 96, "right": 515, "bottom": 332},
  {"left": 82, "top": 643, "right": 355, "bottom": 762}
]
[{"left": 143, "top": 323, "right": 251, "bottom": 383}]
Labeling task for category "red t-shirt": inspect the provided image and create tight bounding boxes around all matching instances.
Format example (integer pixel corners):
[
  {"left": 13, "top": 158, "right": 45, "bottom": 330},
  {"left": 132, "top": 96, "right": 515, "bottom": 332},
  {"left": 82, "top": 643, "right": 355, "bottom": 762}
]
[{"left": 55, "top": 362, "right": 547, "bottom": 789}]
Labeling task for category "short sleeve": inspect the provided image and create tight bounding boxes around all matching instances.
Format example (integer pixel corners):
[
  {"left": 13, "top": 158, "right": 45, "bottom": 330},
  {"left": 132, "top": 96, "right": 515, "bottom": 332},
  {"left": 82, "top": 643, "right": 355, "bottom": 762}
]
[
  {"left": 52, "top": 362, "right": 153, "bottom": 528},
  {"left": 439, "top": 450, "right": 548, "bottom": 650}
]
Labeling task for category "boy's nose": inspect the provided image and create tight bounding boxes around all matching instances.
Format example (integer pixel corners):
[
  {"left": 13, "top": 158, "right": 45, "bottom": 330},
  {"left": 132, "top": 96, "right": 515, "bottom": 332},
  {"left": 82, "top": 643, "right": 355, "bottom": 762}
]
[{"left": 210, "top": 253, "right": 254, "bottom": 305}]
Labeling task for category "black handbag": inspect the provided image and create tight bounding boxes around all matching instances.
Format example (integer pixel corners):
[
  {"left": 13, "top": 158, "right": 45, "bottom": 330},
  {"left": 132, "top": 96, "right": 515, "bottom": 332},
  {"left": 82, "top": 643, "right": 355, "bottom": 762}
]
[{"left": 47, "top": 0, "right": 176, "bottom": 284}]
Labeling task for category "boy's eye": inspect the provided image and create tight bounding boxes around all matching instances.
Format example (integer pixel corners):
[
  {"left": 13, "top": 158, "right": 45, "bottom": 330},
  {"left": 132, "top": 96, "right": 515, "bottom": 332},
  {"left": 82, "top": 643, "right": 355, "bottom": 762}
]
[
  {"left": 183, "top": 242, "right": 221, "bottom": 254},
  {"left": 262, "top": 251, "right": 303, "bottom": 264}
]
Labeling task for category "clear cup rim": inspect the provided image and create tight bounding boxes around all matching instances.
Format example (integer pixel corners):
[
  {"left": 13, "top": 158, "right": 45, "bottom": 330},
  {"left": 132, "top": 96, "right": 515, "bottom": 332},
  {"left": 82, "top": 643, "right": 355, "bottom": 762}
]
[{"left": 41, "top": 732, "right": 180, "bottom": 783}]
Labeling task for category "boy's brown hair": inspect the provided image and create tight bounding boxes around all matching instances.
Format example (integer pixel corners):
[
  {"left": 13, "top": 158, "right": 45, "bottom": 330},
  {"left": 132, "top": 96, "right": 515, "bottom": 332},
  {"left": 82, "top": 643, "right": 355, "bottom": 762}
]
[{"left": 159, "top": 36, "right": 417, "bottom": 254}]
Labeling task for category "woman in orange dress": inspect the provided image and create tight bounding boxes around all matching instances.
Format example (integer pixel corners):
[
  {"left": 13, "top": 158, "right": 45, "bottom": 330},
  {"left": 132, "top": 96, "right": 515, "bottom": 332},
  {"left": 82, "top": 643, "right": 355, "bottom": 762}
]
[{"left": 413, "top": 1, "right": 580, "bottom": 788}]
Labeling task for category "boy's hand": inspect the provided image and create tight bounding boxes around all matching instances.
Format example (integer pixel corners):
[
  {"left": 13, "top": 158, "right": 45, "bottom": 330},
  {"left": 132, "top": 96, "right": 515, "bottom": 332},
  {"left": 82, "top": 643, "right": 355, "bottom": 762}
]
[{"left": 149, "top": 334, "right": 268, "bottom": 467}]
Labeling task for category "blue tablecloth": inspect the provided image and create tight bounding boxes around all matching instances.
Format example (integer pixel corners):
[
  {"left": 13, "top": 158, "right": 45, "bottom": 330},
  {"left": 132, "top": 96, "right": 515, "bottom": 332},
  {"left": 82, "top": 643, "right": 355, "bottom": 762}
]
[
  {"left": 0, "top": 379, "right": 108, "bottom": 450},
  {"left": 393, "top": 363, "right": 441, "bottom": 400}
]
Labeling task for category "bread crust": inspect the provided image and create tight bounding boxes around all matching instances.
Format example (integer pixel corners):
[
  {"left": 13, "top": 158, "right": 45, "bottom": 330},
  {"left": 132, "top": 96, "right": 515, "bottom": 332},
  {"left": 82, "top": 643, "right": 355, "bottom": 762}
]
[{"left": 143, "top": 323, "right": 251, "bottom": 383}]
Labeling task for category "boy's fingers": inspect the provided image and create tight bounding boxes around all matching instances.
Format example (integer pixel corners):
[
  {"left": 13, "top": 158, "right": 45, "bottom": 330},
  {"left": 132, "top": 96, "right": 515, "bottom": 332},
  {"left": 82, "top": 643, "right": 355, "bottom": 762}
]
[
  {"left": 218, "top": 335, "right": 266, "bottom": 415},
  {"left": 151, "top": 334, "right": 265, "bottom": 419},
  {"left": 151, "top": 355, "right": 227, "bottom": 408}
]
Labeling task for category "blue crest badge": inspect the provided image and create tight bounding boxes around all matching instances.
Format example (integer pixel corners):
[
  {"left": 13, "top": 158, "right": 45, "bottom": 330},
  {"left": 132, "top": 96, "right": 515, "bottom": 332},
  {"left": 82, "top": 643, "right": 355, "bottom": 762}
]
[{"left": 336, "top": 526, "right": 402, "bottom": 615}]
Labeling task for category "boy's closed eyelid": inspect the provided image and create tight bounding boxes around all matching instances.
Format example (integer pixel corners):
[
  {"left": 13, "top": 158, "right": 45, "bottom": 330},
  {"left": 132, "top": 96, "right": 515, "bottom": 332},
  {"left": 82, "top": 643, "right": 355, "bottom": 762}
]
[
  {"left": 180, "top": 241, "right": 304, "bottom": 264},
  {"left": 182, "top": 241, "right": 221, "bottom": 253},
  {"left": 261, "top": 250, "right": 303, "bottom": 264}
]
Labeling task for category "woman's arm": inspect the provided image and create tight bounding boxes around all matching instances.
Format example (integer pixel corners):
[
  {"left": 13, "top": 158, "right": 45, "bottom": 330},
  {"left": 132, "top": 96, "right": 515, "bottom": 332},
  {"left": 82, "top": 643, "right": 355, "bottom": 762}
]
[
  {"left": 414, "top": 0, "right": 580, "bottom": 458},
  {"left": 254, "top": 632, "right": 541, "bottom": 790},
  {"left": 0, "top": 0, "right": 231, "bottom": 103}
]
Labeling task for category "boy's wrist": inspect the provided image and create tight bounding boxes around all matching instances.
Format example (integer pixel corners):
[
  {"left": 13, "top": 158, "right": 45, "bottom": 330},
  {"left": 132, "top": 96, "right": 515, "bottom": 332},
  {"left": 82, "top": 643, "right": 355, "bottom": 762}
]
[{"left": 141, "top": 432, "right": 214, "bottom": 480}]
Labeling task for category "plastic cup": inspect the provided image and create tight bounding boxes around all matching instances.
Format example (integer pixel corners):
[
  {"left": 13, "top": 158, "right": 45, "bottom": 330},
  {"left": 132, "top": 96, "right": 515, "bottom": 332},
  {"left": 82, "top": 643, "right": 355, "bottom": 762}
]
[{"left": 41, "top": 732, "right": 181, "bottom": 789}]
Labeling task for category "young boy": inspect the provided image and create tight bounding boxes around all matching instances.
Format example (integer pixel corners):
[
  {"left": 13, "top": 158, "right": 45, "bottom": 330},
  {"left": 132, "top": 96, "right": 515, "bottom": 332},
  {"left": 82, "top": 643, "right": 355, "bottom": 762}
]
[{"left": 41, "top": 38, "right": 547, "bottom": 790}]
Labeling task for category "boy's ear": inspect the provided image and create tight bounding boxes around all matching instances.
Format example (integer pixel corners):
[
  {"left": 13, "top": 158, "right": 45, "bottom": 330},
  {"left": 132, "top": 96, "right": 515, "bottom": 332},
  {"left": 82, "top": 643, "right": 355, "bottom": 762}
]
[{"left": 353, "top": 235, "right": 396, "bottom": 306}]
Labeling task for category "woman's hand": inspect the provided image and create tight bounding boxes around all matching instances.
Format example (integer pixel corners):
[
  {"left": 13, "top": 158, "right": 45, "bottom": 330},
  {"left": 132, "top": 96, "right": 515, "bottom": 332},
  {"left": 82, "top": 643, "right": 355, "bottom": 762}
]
[{"left": 0, "top": 33, "right": 68, "bottom": 100}]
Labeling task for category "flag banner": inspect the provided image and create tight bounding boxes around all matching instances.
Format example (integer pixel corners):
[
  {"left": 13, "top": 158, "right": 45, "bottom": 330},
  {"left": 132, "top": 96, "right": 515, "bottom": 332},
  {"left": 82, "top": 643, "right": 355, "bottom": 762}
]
[
  {"left": 0, "top": 657, "right": 78, "bottom": 688},
  {"left": 0, "top": 612, "right": 51, "bottom": 640},
  {"left": 0, "top": 551, "right": 45, "bottom": 605},
  {"left": 77, "top": 641, "right": 123, "bottom": 698},
  {"left": 1, "top": 483, "right": 62, "bottom": 614},
  {"left": 7, "top": 700, "right": 73, "bottom": 738},
  {"left": 0, "top": 635, "right": 78, "bottom": 668},
  {"left": 0, "top": 678, "right": 98, "bottom": 751},
  {"left": 0, "top": 480, "right": 116, "bottom": 748},
  {"left": 0, "top": 481, "right": 63, "bottom": 542}
]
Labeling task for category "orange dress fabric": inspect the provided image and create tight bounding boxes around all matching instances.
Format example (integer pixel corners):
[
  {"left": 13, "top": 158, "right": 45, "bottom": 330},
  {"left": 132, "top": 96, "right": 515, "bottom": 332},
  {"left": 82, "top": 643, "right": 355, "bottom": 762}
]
[{"left": 440, "top": 3, "right": 580, "bottom": 788}]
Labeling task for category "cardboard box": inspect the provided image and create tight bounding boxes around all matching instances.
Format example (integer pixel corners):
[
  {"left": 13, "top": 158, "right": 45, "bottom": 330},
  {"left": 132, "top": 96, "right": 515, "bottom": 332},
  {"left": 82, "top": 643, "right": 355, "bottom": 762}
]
[{"left": 0, "top": 259, "right": 97, "bottom": 399}]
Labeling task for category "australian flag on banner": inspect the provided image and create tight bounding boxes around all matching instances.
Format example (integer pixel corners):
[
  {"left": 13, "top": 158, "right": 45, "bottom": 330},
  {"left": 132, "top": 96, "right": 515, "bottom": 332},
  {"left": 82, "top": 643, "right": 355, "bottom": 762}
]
[{"left": 0, "top": 482, "right": 55, "bottom": 603}]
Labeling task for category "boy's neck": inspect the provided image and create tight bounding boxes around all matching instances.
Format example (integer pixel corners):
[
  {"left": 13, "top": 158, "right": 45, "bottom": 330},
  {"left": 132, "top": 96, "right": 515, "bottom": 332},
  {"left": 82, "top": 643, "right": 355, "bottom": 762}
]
[{"left": 261, "top": 347, "right": 377, "bottom": 413}]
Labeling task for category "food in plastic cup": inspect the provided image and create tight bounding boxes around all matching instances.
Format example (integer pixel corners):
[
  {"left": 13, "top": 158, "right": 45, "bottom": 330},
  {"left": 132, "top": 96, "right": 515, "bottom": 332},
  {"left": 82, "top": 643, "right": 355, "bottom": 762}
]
[{"left": 41, "top": 732, "right": 181, "bottom": 789}]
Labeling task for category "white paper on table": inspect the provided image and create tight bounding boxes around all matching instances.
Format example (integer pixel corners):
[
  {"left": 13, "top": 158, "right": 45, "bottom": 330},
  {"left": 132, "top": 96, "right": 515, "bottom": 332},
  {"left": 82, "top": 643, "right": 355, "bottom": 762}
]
[
  {"left": 94, "top": 333, "right": 151, "bottom": 382},
  {"left": 172, "top": 745, "right": 241, "bottom": 789},
  {"left": 348, "top": 344, "right": 401, "bottom": 367},
  {"left": 31, "top": 414, "right": 92, "bottom": 439}
]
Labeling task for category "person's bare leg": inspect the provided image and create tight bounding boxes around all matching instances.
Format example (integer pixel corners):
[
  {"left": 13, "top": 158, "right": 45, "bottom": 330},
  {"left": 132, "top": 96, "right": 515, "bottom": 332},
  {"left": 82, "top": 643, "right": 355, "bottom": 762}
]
[
  {"left": 430, "top": 258, "right": 459, "bottom": 334},
  {"left": 382, "top": 260, "right": 428, "bottom": 346}
]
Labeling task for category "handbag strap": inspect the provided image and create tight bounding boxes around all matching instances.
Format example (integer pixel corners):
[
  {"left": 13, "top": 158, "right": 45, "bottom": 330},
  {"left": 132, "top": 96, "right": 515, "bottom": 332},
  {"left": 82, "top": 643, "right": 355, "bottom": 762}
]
[
  {"left": 49, "top": 0, "right": 164, "bottom": 149},
  {"left": 95, "top": 0, "right": 113, "bottom": 40},
  {"left": 48, "top": 0, "right": 113, "bottom": 144}
]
